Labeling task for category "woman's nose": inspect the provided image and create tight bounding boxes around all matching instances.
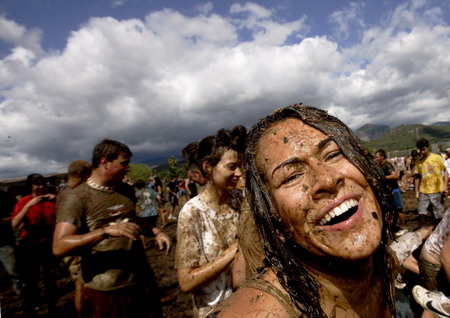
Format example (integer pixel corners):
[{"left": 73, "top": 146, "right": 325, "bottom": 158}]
[{"left": 310, "top": 164, "right": 343, "bottom": 199}]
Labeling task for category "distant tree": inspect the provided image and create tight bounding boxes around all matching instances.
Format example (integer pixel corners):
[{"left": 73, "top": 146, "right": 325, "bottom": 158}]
[
  {"left": 127, "top": 163, "right": 155, "bottom": 182},
  {"left": 159, "top": 156, "right": 188, "bottom": 180},
  {"left": 168, "top": 156, "right": 177, "bottom": 173}
]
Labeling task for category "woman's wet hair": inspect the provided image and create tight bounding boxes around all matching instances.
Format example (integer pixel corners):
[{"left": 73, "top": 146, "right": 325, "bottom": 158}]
[
  {"left": 245, "top": 104, "right": 396, "bottom": 317},
  {"left": 193, "top": 125, "right": 247, "bottom": 176},
  {"left": 153, "top": 176, "right": 163, "bottom": 189},
  {"left": 25, "top": 173, "right": 45, "bottom": 195}
]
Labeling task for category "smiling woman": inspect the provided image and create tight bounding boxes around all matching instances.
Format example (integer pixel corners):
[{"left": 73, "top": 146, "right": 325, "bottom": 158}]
[{"left": 207, "top": 104, "right": 397, "bottom": 318}]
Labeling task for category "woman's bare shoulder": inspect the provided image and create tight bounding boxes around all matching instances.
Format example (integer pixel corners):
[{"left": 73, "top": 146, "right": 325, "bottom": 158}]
[{"left": 205, "top": 286, "right": 291, "bottom": 318}]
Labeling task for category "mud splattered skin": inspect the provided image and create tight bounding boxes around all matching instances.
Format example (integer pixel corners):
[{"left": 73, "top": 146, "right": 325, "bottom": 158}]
[
  {"left": 256, "top": 118, "right": 382, "bottom": 260},
  {"left": 229, "top": 104, "right": 396, "bottom": 318}
]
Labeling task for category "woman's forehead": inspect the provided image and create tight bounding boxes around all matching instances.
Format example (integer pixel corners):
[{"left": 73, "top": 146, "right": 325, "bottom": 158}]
[{"left": 259, "top": 118, "right": 326, "bottom": 149}]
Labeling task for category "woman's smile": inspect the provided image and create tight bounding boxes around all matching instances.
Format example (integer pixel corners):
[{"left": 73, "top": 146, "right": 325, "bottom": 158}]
[{"left": 256, "top": 118, "right": 382, "bottom": 260}]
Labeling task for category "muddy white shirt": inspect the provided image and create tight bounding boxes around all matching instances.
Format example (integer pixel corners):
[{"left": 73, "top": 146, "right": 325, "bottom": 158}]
[{"left": 175, "top": 193, "right": 239, "bottom": 316}]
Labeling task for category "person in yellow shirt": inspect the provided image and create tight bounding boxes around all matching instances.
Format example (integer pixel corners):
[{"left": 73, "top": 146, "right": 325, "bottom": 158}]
[{"left": 414, "top": 138, "right": 448, "bottom": 222}]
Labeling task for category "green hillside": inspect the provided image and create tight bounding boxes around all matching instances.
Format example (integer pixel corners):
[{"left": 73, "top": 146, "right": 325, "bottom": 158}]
[{"left": 363, "top": 124, "right": 450, "bottom": 152}]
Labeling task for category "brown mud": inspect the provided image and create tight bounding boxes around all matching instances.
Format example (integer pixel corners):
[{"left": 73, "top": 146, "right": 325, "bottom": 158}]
[{"left": 0, "top": 191, "right": 449, "bottom": 317}]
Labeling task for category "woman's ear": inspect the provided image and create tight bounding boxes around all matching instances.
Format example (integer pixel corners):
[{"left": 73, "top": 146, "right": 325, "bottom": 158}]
[{"left": 202, "top": 161, "right": 212, "bottom": 176}]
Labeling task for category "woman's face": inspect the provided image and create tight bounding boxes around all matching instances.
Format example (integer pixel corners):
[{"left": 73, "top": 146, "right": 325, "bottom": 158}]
[
  {"left": 32, "top": 181, "right": 46, "bottom": 196},
  {"left": 256, "top": 118, "right": 382, "bottom": 260},
  {"left": 210, "top": 149, "right": 243, "bottom": 192}
]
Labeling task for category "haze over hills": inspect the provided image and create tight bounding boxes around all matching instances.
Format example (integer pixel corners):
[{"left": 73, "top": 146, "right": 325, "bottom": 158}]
[
  {"left": 355, "top": 124, "right": 390, "bottom": 142},
  {"left": 359, "top": 123, "right": 450, "bottom": 153},
  {"left": 432, "top": 121, "right": 450, "bottom": 127}
]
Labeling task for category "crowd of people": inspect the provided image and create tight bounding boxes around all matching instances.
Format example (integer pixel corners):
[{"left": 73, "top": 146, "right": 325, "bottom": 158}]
[{"left": 0, "top": 103, "right": 450, "bottom": 318}]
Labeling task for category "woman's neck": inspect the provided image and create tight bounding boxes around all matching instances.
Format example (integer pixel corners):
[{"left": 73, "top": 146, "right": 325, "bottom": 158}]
[
  {"left": 304, "top": 257, "right": 386, "bottom": 317},
  {"left": 201, "top": 183, "right": 231, "bottom": 210}
]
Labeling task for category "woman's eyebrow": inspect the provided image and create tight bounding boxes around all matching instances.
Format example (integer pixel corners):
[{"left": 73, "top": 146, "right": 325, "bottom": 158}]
[
  {"left": 317, "top": 138, "right": 333, "bottom": 150},
  {"left": 271, "top": 157, "right": 300, "bottom": 177}
]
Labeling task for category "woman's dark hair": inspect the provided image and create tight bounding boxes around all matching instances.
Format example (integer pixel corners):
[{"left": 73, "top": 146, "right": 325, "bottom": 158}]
[
  {"left": 92, "top": 139, "right": 132, "bottom": 168},
  {"left": 195, "top": 125, "right": 247, "bottom": 176},
  {"left": 24, "top": 173, "right": 45, "bottom": 195},
  {"left": 153, "top": 176, "right": 163, "bottom": 193},
  {"left": 245, "top": 104, "right": 396, "bottom": 318}
]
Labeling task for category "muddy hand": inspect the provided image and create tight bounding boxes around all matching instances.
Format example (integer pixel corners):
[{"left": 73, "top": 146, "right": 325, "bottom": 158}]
[
  {"left": 104, "top": 222, "right": 141, "bottom": 240},
  {"left": 155, "top": 231, "right": 172, "bottom": 255}
]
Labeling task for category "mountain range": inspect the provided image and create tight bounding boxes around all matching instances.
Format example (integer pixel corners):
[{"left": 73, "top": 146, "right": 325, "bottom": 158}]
[
  {"left": 138, "top": 122, "right": 450, "bottom": 169},
  {"left": 356, "top": 122, "right": 450, "bottom": 153}
]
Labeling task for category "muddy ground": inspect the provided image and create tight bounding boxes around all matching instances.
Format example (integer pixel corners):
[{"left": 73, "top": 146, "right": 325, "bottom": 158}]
[{"left": 1, "top": 191, "right": 449, "bottom": 317}]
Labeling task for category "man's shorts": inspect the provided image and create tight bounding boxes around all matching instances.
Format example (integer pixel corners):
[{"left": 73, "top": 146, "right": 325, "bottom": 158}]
[
  {"left": 392, "top": 188, "right": 403, "bottom": 211},
  {"left": 169, "top": 195, "right": 178, "bottom": 207},
  {"left": 418, "top": 192, "right": 444, "bottom": 218},
  {"left": 419, "top": 258, "right": 450, "bottom": 294}
]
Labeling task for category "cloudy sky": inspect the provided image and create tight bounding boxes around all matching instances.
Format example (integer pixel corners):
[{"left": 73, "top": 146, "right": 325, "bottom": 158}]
[{"left": 1, "top": 0, "right": 450, "bottom": 179}]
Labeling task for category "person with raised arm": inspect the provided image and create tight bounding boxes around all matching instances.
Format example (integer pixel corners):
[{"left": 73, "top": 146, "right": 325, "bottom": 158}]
[{"left": 53, "top": 139, "right": 171, "bottom": 318}]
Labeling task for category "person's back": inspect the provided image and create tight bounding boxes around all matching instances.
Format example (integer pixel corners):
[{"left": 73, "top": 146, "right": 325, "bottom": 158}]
[{"left": 135, "top": 179, "right": 159, "bottom": 227}]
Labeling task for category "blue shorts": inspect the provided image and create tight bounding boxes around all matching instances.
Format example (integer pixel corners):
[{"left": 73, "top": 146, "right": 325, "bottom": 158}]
[{"left": 392, "top": 188, "right": 403, "bottom": 211}]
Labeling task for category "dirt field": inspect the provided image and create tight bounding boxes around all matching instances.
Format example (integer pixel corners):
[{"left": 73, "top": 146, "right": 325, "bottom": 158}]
[{"left": 1, "top": 191, "right": 449, "bottom": 317}]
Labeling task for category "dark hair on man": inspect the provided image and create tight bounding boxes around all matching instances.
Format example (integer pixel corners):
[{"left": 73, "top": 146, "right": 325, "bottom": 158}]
[
  {"left": 68, "top": 160, "right": 92, "bottom": 182},
  {"left": 181, "top": 142, "right": 199, "bottom": 166},
  {"left": 196, "top": 125, "right": 247, "bottom": 176},
  {"left": 135, "top": 179, "right": 146, "bottom": 189},
  {"left": 416, "top": 137, "right": 429, "bottom": 149},
  {"left": 245, "top": 104, "right": 395, "bottom": 318},
  {"left": 92, "top": 139, "right": 132, "bottom": 168},
  {"left": 376, "top": 149, "right": 387, "bottom": 158},
  {"left": 24, "top": 173, "right": 45, "bottom": 195}
]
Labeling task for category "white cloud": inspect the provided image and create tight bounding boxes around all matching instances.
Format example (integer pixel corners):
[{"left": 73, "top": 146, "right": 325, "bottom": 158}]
[
  {"left": 196, "top": 2, "right": 214, "bottom": 15},
  {"left": 230, "top": 2, "right": 307, "bottom": 45},
  {"left": 0, "top": 16, "right": 44, "bottom": 56},
  {"left": 328, "top": 2, "right": 365, "bottom": 40},
  {"left": 0, "top": 1, "right": 450, "bottom": 178},
  {"left": 111, "top": 0, "right": 127, "bottom": 8}
]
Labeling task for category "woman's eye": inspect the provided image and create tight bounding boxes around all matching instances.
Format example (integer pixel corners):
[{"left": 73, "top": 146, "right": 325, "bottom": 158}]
[
  {"left": 325, "top": 150, "right": 343, "bottom": 161},
  {"left": 281, "top": 173, "right": 302, "bottom": 185}
]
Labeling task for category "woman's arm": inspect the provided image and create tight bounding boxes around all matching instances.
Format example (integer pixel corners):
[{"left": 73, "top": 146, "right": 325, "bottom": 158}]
[
  {"left": 12, "top": 195, "right": 51, "bottom": 229},
  {"left": 177, "top": 242, "right": 238, "bottom": 293}
]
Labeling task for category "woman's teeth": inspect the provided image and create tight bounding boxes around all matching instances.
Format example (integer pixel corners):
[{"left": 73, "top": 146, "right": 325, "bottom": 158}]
[{"left": 319, "top": 199, "right": 359, "bottom": 226}]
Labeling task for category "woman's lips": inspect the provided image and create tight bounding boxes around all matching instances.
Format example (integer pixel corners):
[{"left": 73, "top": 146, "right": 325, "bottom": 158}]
[{"left": 316, "top": 196, "right": 363, "bottom": 231}]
